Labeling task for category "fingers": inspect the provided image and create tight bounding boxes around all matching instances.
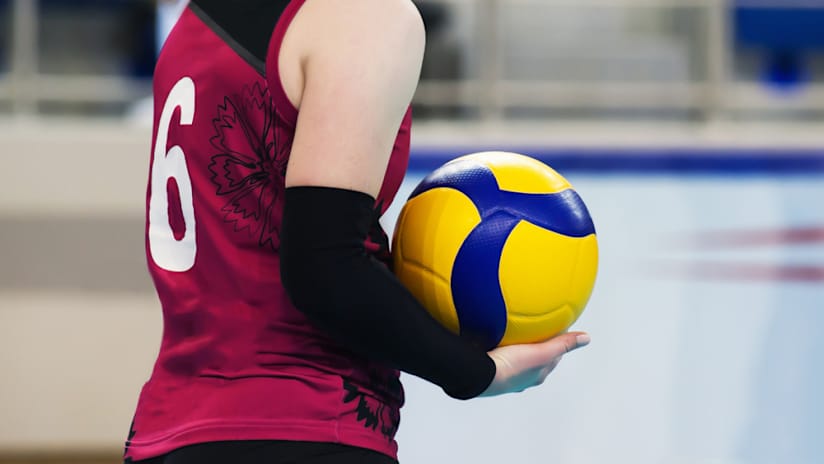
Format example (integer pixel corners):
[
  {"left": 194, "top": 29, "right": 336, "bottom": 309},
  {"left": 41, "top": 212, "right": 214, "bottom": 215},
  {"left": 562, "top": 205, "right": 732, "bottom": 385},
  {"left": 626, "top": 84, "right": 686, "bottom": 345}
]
[
  {"left": 541, "top": 331, "right": 591, "bottom": 359},
  {"left": 570, "top": 332, "right": 591, "bottom": 351},
  {"left": 481, "top": 332, "right": 590, "bottom": 397}
]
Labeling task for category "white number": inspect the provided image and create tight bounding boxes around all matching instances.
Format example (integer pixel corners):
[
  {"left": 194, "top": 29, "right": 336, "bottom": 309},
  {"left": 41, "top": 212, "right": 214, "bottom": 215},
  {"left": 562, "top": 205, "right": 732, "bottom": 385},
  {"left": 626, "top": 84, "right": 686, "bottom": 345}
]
[{"left": 148, "top": 77, "right": 197, "bottom": 272}]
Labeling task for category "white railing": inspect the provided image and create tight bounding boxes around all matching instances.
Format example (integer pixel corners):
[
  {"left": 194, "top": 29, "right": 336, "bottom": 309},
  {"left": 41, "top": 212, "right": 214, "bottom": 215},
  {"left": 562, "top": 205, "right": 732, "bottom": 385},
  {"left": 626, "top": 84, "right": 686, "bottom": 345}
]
[{"left": 0, "top": 0, "right": 821, "bottom": 119}]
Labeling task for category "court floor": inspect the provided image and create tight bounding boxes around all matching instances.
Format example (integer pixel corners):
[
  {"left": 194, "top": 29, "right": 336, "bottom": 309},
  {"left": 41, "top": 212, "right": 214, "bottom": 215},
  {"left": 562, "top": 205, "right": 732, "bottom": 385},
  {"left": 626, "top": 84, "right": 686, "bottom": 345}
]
[{"left": 389, "top": 160, "right": 824, "bottom": 464}]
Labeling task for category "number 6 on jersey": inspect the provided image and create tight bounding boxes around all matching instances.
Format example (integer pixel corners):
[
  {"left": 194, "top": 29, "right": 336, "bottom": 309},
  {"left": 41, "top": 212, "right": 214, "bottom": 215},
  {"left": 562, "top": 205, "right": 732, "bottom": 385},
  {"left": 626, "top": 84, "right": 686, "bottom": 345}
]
[{"left": 148, "top": 77, "right": 197, "bottom": 272}]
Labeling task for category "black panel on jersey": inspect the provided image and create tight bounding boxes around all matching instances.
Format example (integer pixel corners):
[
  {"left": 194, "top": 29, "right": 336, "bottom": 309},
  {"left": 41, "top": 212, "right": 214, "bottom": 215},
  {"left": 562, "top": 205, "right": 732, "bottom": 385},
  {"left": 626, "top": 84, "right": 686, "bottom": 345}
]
[
  {"left": 127, "top": 440, "right": 397, "bottom": 464},
  {"left": 280, "top": 187, "right": 497, "bottom": 400},
  {"left": 189, "top": 0, "right": 290, "bottom": 75}
]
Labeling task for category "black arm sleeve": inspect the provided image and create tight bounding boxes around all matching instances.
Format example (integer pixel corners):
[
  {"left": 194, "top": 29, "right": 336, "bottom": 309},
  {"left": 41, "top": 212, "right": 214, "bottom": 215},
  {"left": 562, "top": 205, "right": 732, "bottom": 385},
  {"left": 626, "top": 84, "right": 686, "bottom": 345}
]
[{"left": 280, "top": 186, "right": 496, "bottom": 400}]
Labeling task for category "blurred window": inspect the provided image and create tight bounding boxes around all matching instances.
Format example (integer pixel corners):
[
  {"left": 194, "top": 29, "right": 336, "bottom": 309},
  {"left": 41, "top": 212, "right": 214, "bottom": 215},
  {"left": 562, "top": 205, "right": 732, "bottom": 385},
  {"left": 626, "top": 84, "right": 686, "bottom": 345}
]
[
  {"left": 733, "top": 3, "right": 824, "bottom": 90},
  {"left": 0, "top": 0, "right": 9, "bottom": 74},
  {"left": 499, "top": 4, "right": 705, "bottom": 83},
  {"left": 38, "top": 0, "right": 155, "bottom": 77}
]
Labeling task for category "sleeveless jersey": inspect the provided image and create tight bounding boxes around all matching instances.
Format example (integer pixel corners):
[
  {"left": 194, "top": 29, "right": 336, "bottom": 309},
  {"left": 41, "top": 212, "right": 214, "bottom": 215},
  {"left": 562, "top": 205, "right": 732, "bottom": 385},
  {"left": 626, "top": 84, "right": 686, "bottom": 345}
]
[{"left": 124, "top": 1, "right": 412, "bottom": 460}]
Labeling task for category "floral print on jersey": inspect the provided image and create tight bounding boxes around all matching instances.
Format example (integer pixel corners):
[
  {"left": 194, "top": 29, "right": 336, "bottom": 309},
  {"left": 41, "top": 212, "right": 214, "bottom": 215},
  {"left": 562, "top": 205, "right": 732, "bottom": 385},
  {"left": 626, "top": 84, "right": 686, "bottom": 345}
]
[{"left": 208, "top": 82, "right": 289, "bottom": 252}]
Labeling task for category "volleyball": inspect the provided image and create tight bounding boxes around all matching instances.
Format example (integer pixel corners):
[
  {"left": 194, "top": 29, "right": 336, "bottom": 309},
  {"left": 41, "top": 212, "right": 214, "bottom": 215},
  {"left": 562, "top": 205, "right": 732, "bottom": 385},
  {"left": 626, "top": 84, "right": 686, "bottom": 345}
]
[{"left": 392, "top": 152, "right": 598, "bottom": 350}]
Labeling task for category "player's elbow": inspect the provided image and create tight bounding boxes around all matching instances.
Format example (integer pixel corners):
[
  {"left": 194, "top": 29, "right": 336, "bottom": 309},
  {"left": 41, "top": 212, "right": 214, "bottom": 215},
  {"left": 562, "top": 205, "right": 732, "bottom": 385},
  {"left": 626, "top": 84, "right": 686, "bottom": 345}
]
[{"left": 279, "top": 186, "right": 376, "bottom": 317}]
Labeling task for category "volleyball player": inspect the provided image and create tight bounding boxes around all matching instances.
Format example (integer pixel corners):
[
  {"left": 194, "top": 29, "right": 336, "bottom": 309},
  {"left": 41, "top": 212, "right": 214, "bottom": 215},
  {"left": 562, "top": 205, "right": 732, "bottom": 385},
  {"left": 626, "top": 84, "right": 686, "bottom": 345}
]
[{"left": 125, "top": 1, "right": 590, "bottom": 463}]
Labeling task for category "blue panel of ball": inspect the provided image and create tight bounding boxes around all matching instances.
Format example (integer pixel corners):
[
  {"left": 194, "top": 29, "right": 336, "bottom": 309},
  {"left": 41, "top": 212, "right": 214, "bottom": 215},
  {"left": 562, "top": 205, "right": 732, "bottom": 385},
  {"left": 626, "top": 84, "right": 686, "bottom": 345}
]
[
  {"left": 410, "top": 161, "right": 595, "bottom": 237},
  {"left": 451, "top": 212, "right": 519, "bottom": 350}
]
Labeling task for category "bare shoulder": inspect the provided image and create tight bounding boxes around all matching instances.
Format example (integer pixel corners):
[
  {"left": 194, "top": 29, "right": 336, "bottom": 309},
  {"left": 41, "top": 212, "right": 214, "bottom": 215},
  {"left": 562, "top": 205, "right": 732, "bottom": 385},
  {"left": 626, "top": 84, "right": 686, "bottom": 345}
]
[
  {"left": 316, "top": 0, "right": 423, "bottom": 30},
  {"left": 279, "top": 0, "right": 425, "bottom": 115},
  {"left": 282, "top": 0, "right": 426, "bottom": 195},
  {"left": 299, "top": 0, "right": 424, "bottom": 54}
]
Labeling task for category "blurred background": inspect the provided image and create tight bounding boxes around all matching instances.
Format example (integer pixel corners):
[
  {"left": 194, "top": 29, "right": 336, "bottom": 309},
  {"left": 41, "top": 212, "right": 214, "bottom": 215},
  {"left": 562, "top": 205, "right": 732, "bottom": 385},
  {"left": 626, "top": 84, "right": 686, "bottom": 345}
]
[
  {"left": 0, "top": 0, "right": 822, "bottom": 463},
  {"left": 2, "top": 0, "right": 824, "bottom": 119}
]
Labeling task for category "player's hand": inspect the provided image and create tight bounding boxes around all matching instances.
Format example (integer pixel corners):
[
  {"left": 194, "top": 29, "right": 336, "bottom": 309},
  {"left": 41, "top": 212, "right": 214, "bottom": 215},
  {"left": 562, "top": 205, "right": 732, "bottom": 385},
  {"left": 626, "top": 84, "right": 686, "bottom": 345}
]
[{"left": 479, "top": 332, "right": 590, "bottom": 397}]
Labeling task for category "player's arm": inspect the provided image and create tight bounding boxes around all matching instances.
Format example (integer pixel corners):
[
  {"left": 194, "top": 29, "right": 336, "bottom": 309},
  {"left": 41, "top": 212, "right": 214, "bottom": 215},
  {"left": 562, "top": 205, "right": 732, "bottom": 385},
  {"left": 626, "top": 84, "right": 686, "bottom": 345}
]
[{"left": 277, "top": 0, "right": 588, "bottom": 399}]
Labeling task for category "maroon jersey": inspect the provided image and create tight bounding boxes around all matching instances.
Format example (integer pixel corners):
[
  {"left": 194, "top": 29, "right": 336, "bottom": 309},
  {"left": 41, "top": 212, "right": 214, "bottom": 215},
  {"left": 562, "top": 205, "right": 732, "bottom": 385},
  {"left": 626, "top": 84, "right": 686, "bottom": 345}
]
[{"left": 125, "top": 1, "right": 411, "bottom": 460}]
